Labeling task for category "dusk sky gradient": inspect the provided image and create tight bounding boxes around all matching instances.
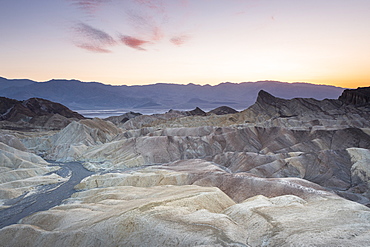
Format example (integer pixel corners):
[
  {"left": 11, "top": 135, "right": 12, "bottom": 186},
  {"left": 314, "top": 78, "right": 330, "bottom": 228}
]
[{"left": 1, "top": 0, "right": 370, "bottom": 88}]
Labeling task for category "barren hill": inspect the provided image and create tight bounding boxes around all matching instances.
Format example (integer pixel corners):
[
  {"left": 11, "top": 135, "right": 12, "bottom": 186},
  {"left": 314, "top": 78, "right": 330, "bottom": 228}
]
[{"left": 0, "top": 97, "right": 85, "bottom": 130}]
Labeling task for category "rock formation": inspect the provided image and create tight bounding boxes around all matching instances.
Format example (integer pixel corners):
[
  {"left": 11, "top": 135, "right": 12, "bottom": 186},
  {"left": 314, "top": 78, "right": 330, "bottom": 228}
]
[
  {"left": 17, "top": 89, "right": 370, "bottom": 205},
  {"left": 1, "top": 161, "right": 369, "bottom": 246},
  {"left": 207, "top": 105, "right": 238, "bottom": 115},
  {"left": 0, "top": 141, "right": 64, "bottom": 206},
  {"left": 339, "top": 87, "right": 370, "bottom": 105},
  {"left": 22, "top": 118, "right": 122, "bottom": 161},
  {"left": 243, "top": 89, "right": 370, "bottom": 125},
  {"left": 1, "top": 88, "right": 370, "bottom": 246},
  {"left": 0, "top": 97, "right": 85, "bottom": 130},
  {"left": 125, "top": 88, "right": 370, "bottom": 130},
  {"left": 104, "top": 111, "right": 142, "bottom": 125}
]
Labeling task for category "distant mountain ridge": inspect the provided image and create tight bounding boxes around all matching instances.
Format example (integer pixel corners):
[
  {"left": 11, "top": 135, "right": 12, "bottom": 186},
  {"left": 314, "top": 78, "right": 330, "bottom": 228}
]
[{"left": 0, "top": 77, "right": 345, "bottom": 111}]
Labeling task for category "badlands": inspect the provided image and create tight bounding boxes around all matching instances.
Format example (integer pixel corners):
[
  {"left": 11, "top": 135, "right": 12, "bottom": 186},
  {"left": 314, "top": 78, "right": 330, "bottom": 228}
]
[{"left": 0, "top": 88, "right": 370, "bottom": 246}]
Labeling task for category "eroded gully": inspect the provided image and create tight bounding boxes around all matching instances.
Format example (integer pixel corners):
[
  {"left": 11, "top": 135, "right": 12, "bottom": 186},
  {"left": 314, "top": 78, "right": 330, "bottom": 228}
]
[{"left": 0, "top": 162, "right": 94, "bottom": 229}]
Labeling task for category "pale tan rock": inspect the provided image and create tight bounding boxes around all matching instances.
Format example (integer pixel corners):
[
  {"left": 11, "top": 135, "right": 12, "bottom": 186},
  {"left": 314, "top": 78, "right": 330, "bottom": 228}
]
[
  {"left": 25, "top": 118, "right": 123, "bottom": 161},
  {"left": 0, "top": 134, "right": 27, "bottom": 151},
  {"left": 0, "top": 142, "right": 62, "bottom": 203},
  {"left": 16, "top": 114, "right": 370, "bottom": 205},
  {"left": 69, "top": 126, "right": 368, "bottom": 196},
  {"left": 76, "top": 159, "right": 335, "bottom": 204},
  {"left": 224, "top": 195, "right": 370, "bottom": 247},
  {"left": 75, "top": 169, "right": 189, "bottom": 190},
  {"left": 1, "top": 184, "right": 369, "bottom": 247},
  {"left": 0, "top": 185, "right": 240, "bottom": 246},
  {"left": 0, "top": 142, "right": 50, "bottom": 172},
  {"left": 0, "top": 173, "right": 66, "bottom": 204},
  {"left": 348, "top": 148, "right": 370, "bottom": 189},
  {"left": 80, "top": 139, "right": 146, "bottom": 170}
]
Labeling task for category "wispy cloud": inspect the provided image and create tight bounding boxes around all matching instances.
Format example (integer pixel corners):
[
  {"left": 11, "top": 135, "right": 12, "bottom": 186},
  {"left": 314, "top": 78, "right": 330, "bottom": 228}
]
[
  {"left": 68, "top": 0, "right": 194, "bottom": 52},
  {"left": 74, "top": 23, "right": 116, "bottom": 44},
  {"left": 170, "top": 35, "right": 190, "bottom": 46},
  {"left": 120, "top": 35, "right": 149, "bottom": 50},
  {"left": 125, "top": 4, "right": 167, "bottom": 43},
  {"left": 132, "top": 0, "right": 165, "bottom": 13},
  {"left": 73, "top": 22, "right": 116, "bottom": 53},
  {"left": 69, "top": 0, "right": 111, "bottom": 14},
  {"left": 75, "top": 44, "right": 112, "bottom": 53}
]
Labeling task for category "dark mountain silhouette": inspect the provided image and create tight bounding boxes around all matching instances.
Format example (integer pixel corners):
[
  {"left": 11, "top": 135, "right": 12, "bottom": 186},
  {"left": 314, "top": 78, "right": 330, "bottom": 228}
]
[
  {"left": 339, "top": 87, "right": 370, "bottom": 106},
  {"left": 0, "top": 77, "right": 345, "bottom": 111}
]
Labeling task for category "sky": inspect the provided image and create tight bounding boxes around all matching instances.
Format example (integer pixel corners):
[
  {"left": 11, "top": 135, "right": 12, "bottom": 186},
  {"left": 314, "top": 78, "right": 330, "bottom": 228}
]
[{"left": 1, "top": 0, "right": 370, "bottom": 88}]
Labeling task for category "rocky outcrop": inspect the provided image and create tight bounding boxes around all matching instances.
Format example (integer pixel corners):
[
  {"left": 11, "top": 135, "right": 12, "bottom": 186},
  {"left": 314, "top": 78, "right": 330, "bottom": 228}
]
[
  {"left": 347, "top": 148, "right": 370, "bottom": 199},
  {"left": 339, "top": 87, "right": 370, "bottom": 105},
  {"left": 243, "top": 89, "right": 370, "bottom": 124},
  {"left": 21, "top": 98, "right": 84, "bottom": 119},
  {"left": 121, "top": 111, "right": 187, "bottom": 130},
  {"left": 207, "top": 106, "right": 238, "bottom": 115},
  {"left": 0, "top": 133, "right": 27, "bottom": 151},
  {"left": 0, "top": 97, "right": 85, "bottom": 130},
  {"left": 117, "top": 106, "right": 235, "bottom": 130},
  {"left": 186, "top": 107, "right": 207, "bottom": 116},
  {"left": 104, "top": 111, "right": 141, "bottom": 125},
  {"left": 23, "top": 118, "right": 122, "bottom": 161}
]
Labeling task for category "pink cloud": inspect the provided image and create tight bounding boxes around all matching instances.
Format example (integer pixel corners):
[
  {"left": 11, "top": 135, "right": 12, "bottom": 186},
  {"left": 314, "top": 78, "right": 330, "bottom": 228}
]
[
  {"left": 73, "top": 23, "right": 116, "bottom": 53},
  {"left": 170, "top": 35, "right": 190, "bottom": 46},
  {"left": 76, "top": 44, "right": 111, "bottom": 53},
  {"left": 120, "top": 35, "right": 150, "bottom": 50},
  {"left": 68, "top": 0, "right": 194, "bottom": 51}
]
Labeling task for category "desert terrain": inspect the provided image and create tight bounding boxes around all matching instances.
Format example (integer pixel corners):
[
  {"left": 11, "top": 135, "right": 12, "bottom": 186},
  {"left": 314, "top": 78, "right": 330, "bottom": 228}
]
[{"left": 0, "top": 87, "right": 370, "bottom": 246}]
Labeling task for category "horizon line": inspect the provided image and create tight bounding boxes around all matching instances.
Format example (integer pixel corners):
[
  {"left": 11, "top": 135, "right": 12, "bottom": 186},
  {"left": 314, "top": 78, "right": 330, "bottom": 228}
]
[{"left": 0, "top": 76, "right": 351, "bottom": 89}]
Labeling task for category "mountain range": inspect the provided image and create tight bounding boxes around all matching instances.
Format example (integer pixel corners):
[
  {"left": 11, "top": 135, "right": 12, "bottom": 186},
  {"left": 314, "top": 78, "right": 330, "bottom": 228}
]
[{"left": 0, "top": 77, "right": 345, "bottom": 111}]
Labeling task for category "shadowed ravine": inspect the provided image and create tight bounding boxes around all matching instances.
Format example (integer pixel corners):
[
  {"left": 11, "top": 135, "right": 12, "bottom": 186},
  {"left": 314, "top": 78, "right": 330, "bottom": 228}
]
[{"left": 0, "top": 162, "right": 94, "bottom": 229}]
